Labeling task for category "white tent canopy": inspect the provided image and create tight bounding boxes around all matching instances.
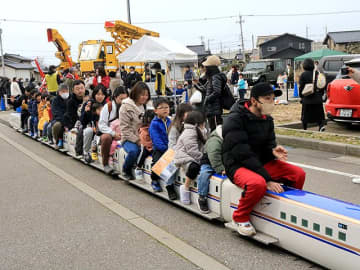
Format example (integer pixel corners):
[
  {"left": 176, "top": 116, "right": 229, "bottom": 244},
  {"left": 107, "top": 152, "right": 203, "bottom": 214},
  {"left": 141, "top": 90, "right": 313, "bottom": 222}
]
[{"left": 118, "top": 36, "right": 198, "bottom": 63}]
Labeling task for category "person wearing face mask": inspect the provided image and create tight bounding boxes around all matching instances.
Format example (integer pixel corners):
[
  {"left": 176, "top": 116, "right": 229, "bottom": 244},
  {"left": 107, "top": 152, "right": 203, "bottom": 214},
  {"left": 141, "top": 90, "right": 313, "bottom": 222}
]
[
  {"left": 222, "top": 82, "right": 306, "bottom": 237},
  {"left": 125, "top": 66, "right": 141, "bottom": 90},
  {"left": 51, "top": 84, "right": 70, "bottom": 149}
]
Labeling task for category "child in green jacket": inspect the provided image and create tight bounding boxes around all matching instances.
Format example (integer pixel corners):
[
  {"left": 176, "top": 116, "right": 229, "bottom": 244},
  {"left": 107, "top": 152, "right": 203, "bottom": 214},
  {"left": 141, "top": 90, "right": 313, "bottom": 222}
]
[{"left": 197, "top": 125, "right": 225, "bottom": 214}]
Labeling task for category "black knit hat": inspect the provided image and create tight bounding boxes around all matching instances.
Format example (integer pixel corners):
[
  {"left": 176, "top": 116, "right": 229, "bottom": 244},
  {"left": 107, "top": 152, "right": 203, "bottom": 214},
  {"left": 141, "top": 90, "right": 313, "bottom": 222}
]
[{"left": 251, "top": 82, "right": 282, "bottom": 98}]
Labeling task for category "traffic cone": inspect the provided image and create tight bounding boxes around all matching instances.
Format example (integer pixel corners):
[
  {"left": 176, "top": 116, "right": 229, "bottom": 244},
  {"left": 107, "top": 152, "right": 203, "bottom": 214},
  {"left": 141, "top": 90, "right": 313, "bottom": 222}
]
[
  {"left": 293, "top": 82, "right": 299, "bottom": 98},
  {"left": 0, "top": 96, "right": 5, "bottom": 111}
]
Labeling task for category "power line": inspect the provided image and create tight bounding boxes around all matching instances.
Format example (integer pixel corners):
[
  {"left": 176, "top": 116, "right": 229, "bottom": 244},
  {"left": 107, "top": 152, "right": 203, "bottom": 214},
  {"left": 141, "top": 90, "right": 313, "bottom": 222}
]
[{"left": 1, "top": 10, "right": 360, "bottom": 25}]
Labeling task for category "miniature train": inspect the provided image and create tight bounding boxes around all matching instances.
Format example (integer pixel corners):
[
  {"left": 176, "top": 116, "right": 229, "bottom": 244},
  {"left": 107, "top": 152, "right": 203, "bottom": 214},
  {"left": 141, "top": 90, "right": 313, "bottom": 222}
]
[{"left": 8, "top": 112, "right": 360, "bottom": 270}]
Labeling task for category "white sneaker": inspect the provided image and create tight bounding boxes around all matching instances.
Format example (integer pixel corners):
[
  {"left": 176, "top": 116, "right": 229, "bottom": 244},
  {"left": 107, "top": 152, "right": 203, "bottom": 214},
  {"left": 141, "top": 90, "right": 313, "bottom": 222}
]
[
  {"left": 352, "top": 178, "right": 360, "bottom": 184},
  {"left": 134, "top": 168, "right": 143, "bottom": 180},
  {"left": 234, "top": 221, "right": 256, "bottom": 236},
  {"left": 180, "top": 185, "right": 190, "bottom": 205}
]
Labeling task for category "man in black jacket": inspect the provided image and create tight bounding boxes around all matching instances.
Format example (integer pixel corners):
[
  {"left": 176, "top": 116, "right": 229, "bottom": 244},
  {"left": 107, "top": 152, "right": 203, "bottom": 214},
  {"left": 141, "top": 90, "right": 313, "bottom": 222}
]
[
  {"left": 52, "top": 84, "right": 70, "bottom": 149},
  {"left": 63, "top": 80, "right": 85, "bottom": 131},
  {"left": 125, "top": 66, "right": 141, "bottom": 90},
  {"left": 222, "top": 82, "right": 306, "bottom": 236}
]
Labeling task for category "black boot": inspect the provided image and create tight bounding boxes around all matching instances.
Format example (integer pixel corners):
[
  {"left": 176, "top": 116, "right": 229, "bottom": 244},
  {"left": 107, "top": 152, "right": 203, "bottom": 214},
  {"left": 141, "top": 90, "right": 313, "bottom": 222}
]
[{"left": 166, "top": 184, "right": 177, "bottom": 200}]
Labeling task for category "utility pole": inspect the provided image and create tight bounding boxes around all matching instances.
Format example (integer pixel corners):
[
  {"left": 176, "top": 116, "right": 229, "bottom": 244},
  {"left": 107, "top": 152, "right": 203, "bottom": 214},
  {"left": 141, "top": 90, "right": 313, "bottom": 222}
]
[
  {"left": 207, "top": 39, "right": 214, "bottom": 53},
  {"left": 252, "top": 34, "right": 255, "bottom": 50},
  {"left": 126, "top": 0, "right": 132, "bottom": 24},
  {"left": 236, "top": 14, "right": 245, "bottom": 59},
  {"left": 306, "top": 25, "right": 309, "bottom": 39},
  {"left": 220, "top": 42, "right": 223, "bottom": 53},
  {"left": 0, "top": 28, "right": 5, "bottom": 77},
  {"left": 199, "top": 36, "right": 205, "bottom": 46}
]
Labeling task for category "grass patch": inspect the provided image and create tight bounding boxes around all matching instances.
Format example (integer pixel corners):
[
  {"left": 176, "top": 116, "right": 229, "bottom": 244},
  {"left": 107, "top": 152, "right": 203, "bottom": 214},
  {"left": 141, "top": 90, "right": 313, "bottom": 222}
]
[{"left": 276, "top": 128, "right": 360, "bottom": 146}]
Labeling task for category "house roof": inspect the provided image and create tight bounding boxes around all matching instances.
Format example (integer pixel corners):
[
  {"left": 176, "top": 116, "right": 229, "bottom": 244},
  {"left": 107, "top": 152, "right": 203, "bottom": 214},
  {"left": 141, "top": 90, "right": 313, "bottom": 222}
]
[
  {"left": 0, "top": 59, "right": 34, "bottom": 70},
  {"left": 186, "top": 45, "right": 210, "bottom": 56},
  {"left": 323, "top": 30, "right": 360, "bottom": 45},
  {"left": 260, "top": 33, "right": 313, "bottom": 47},
  {"left": 256, "top": 35, "right": 280, "bottom": 47},
  {"left": 4, "top": 53, "right": 32, "bottom": 62}
]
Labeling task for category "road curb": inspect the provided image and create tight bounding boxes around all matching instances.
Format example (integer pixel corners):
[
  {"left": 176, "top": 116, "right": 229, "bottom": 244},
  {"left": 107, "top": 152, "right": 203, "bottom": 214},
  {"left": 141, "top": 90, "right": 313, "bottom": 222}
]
[{"left": 277, "top": 134, "right": 360, "bottom": 157}]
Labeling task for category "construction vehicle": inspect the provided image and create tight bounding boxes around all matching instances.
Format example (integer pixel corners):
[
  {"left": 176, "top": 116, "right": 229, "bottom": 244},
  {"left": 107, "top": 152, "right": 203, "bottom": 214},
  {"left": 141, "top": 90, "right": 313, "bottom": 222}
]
[
  {"left": 78, "top": 20, "right": 159, "bottom": 74},
  {"left": 47, "top": 29, "right": 76, "bottom": 71},
  {"left": 47, "top": 20, "right": 159, "bottom": 75}
]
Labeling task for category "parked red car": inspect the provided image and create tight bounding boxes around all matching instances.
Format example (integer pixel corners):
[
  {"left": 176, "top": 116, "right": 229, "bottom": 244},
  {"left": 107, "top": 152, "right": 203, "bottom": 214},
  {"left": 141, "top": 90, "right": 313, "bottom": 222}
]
[{"left": 325, "top": 59, "right": 360, "bottom": 124}]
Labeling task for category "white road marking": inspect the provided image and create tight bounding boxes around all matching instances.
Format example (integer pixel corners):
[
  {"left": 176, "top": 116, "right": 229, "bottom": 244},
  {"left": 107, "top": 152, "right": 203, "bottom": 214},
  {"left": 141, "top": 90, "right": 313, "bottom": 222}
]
[
  {"left": 0, "top": 129, "right": 230, "bottom": 270},
  {"left": 289, "top": 161, "right": 360, "bottom": 178}
]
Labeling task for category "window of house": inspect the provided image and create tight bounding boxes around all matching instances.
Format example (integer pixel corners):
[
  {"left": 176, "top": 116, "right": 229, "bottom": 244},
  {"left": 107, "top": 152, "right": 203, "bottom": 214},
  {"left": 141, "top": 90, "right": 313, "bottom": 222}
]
[
  {"left": 291, "top": 215, "right": 297, "bottom": 224},
  {"left": 267, "top": 46, "right": 277, "bottom": 52},
  {"left": 299, "top": 43, "right": 305, "bottom": 50},
  {"left": 289, "top": 42, "right": 294, "bottom": 47}
]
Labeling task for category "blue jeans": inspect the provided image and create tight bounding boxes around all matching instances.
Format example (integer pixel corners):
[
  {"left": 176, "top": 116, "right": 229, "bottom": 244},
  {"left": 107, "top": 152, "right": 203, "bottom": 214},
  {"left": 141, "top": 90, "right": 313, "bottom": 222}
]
[
  {"left": 30, "top": 116, "right": 38, "bottom": 135},
  {"left": 238, "top": 89, "right": 246, "bottom": 100},
  {"left": 123, "top": 141, "right": 140, "bottom": 174},
  {"left": 197, "top": 164, "right": 215, "bottom": 197}
]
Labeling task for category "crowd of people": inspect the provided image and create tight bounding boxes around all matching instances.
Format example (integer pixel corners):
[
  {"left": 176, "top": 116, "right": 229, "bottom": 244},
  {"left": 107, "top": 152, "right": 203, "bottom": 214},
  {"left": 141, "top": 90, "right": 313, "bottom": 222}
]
[{"left": 8, "top": 55, "right": 309, "bottom": 237}]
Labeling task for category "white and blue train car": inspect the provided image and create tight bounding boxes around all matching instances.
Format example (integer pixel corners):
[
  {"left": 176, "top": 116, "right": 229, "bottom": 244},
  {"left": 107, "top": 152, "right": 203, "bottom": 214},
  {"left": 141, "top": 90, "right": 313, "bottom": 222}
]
[{"left": 8, "top": 112, "right": 360, "bottom": 270}]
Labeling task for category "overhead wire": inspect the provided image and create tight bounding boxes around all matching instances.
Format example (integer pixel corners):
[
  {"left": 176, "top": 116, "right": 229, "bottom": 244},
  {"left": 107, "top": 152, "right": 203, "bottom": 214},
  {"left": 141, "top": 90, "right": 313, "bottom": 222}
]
[{"left": 1, "top": 10, "right": 360, "bottom": 25}]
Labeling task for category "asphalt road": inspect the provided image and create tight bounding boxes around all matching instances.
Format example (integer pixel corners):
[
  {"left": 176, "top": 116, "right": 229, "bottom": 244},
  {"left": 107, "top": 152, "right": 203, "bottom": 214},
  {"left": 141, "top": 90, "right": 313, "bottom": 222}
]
[{"left": 0, "top": 119, "right": 359, "bottom": 270}]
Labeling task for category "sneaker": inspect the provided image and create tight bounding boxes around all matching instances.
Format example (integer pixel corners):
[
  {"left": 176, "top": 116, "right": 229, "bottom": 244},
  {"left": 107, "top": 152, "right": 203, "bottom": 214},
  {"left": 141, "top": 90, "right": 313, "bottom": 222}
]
[
  {"left": 352, "top": 178, "right": 360, "bottom": 184},
  {"left": 91, "top": 151, "right": 98, "bottom": 161},
  {"left": 48, "top": 140, "right": 54, "bottom": 145},
  {"left": 179, "top": 185, "right": 190, "bottom": 205},
  {"left": 57, "top": 139, "right": 63, "bottom": 149},
  {"left": 84, "top": 153, "right": 93, "bottom": 164},
  {"left": 234, "top": 221, "right": 256, "bottom": 236},
  {"left": 104, "top": 165, "right": 114, "bottom": 175},
  {"left": 151, "top": 181, "right": 162, "bottom": 192},
  {"left": 134, "top": 168, "right": 144, "bottom": 180},
  {"left": 120, "top": 171, "right": 132, "bottom": 181},
  {"left": 198, "top": 195, "right": 210, "bottom": 214},
  {"left": 166, "top": 184, "right": 177, "bottom": 200},
  {"left": 30, "top": 132, "right": 34, "bottom": 137}
]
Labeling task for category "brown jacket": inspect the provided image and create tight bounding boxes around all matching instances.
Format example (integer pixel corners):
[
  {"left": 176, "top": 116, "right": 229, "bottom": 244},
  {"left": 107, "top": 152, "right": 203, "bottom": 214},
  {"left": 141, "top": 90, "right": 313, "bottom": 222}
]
[{"left": 119, "top": 97, "right": 145, "bottom": 144}]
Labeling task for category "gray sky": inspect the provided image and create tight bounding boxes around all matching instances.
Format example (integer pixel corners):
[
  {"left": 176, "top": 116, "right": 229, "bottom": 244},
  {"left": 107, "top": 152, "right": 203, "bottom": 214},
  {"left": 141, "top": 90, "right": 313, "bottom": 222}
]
[{"left": 1, "top": 0, "right": 360, "bottom": 65}]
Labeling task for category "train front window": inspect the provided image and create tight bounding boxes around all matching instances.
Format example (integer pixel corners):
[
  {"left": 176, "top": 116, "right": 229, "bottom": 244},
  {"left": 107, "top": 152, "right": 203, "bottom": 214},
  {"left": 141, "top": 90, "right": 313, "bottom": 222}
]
[{"left": 291, "top": 215, "right": 297, "bottom": 224}]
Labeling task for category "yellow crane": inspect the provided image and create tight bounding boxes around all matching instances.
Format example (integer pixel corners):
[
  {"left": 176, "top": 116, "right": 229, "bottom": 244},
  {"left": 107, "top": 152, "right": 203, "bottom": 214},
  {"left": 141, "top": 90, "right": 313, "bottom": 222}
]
[
  {"left": 47, "top": 28, "right": 76, "bottom": 71},
  {"left": 48, "top": 20, "right": 159, "bottom": 74},
  {"left": 78, "top": 20, "right": 159, "bottom": 74}
]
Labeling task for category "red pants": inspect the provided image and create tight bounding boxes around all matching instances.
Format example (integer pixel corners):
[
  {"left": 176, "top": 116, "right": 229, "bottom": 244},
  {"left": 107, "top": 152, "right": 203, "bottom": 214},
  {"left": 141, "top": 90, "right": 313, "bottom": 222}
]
[{"left": 232, "top": 160, "right": 305, "bottom": 223}]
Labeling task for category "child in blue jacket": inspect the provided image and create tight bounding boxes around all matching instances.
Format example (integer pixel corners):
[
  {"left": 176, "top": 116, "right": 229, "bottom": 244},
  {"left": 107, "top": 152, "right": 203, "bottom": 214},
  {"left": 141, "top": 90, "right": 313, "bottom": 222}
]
[
  {"left": 29, "top": 91, "right": 41, "bottom": 138},
  {"left": 149, "top": 97, "right": 174, "bottom": 197}
]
